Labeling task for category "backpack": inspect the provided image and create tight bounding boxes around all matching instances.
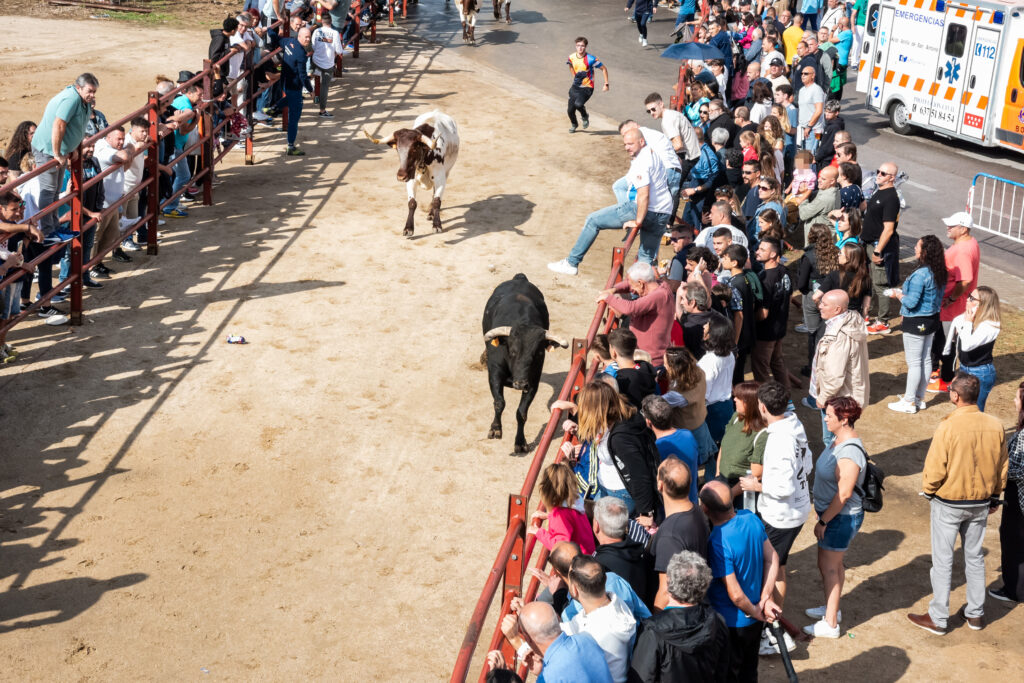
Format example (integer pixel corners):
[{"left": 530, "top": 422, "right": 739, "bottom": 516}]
[
  {"left": 848, "top": 443, "right": 885, "bottom": 513},
  {"left": 742, "top": 270, "right": 765, "bottom": 308}
]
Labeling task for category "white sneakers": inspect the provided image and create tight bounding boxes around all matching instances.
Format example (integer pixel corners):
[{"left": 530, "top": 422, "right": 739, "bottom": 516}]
[
  {"left": 803, "top": 618, "right": 841, "bottom": 638},
  {"left": 758, "top": 627, "right": 796, "bottom": 655},
  {"left": 547, "top": 259, "right": 578, "bottom": 276},
  {"left": 641, "top": 37, "right": 648, "bottom": 47},
  {"left": 887, "top": 396, "right": 918, "bottom": 414},
  {"left": 805, "top": 606, "right": 842, "bottom": 622}
]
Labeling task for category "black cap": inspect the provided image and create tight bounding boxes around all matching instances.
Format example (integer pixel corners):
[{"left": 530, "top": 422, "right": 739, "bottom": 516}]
[
  {"left": 177, "top": 70, "right": 196, "bottom": 84},
  {"left": 769, "top": 57, "right": 785, "bottom": 67}
]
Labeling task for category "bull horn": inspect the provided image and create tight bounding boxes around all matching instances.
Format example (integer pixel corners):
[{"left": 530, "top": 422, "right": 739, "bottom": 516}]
[
  {"left": 421, "top": 134, "right": 435, "bottom": 150},
  {"left": 545, "top": 333, "right": 569, "bottom": 348},
  {"left": 483, "top": 326, "right": 512, "bottom": 341},
  {"left": 363, "top": 128, "right": 395, "bottom": 146}
]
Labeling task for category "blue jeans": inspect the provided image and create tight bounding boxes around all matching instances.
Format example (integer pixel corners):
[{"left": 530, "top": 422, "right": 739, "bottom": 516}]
[
  {"left": 32, "top": 150, "right": 61, "bottom": 236},
  {"left": 165, "top": 149, "right": 191, "bottom": 212},
  {"left": 613, "top": 168, "right": 681, "bottom": 207},
  {"left": 567, "top": 201, "right": 669, "bottom": 267},
  {"left": 961, "top": 363, "right": 996, "bottom": 412},
  {"left": 903, "top": 331, "right": 934, "bottom": 402},
  {"left": 284, "top": 88, "right": 303, "bottom": 147},
  {"left": 820, "top": 408, "right": 835, "bottom": 450},
  {"left": 59, "top": 226, "right": 96, "bottom": 282},
  {"left": 705, "top": 400, "right": 733, "bottom": 445},
  {"left": 597, "top": 483, "right": 636, "bottom": 516}
]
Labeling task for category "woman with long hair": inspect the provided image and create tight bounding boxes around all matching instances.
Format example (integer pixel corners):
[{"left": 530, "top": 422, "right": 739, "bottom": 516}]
[
  {"left": 3, "top": 120, "right": 36, "bottom": 180},
  {"left": 941, "top": 286, "right": 1001, "bottom": 411},
  {"left": 991, "top": 380, "right": 1024, "bottom": 603},
  {"left": 797, "top": 222, "right": 841, "bottom": 371},
  {"left": 749, "top": 81, "right": 774, "bottom": 124},
  {"left": 756, "top": 207, "right": 784, "bottom": 242},
  {"left": 685, "top": 82, "right": 711, "bottom": 127},
  {"left": 664, "top": 346, "right": 717, "bottom": 474},
  {"left": 814, "top": 242, "right": 871, "bottom": 318},
  {"left": 749, "top": 175, "right": 787, "bottom": 239},
  {"left": 889, "top": 235, "right": 947, "bottom": 414},
  {"left": 716, "top": 381, "right": 767, "bottom": 509},
  {"left": 837, "top": 162, "right": 864, "bottom": 210},
  {"left": 829, "top": 206, "right": 862, "bottom": 248},
  {"left": 805, "top": 396, "right": 868, "bottom": 637},
  {"left": 700, "top": 315, "right": 737, "bottom": 444},
  {"left": 757, "top": 115, "right": 786, "bottom": 182}
]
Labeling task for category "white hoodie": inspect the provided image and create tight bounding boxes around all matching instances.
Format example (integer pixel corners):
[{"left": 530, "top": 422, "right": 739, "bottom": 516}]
[
  {"left": 562, "top": 591, "right": 637, "bottom": 683},
  {"left": 759, "top": 413, "right": 813, "bottom": 529}
]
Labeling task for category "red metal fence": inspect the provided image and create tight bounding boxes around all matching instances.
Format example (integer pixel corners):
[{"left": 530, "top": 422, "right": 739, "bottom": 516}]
[
  {"left": 450, "top": 228, "right": 642, "bottom": 682},
  {"left": 0, "top": 12, "right": 377, "bottom": 342}
]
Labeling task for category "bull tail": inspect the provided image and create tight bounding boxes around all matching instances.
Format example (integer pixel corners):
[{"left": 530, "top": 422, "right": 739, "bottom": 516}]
[{"left": 362, "top": 128, "right": 382, "bottom": 144}]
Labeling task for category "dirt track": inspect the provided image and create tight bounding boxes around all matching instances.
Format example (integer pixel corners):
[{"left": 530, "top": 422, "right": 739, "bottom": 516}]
[{"left": 1, "top": 15, "right": 1022, "bottom": 682}]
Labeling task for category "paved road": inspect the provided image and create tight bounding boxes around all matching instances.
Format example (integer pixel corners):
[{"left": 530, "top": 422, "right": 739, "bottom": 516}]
[{"left": 398, "top": 0, "right": 1024, "bottom": 277}]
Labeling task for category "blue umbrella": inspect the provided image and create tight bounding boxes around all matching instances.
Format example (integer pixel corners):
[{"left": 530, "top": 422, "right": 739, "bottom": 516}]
[{"left": 660, "top": 42, "right": 728, "bottom": 62}]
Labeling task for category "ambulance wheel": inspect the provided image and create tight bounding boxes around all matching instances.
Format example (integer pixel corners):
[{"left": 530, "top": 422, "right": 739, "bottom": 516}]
[{"left": 888, "top": 101, "right": 912, "bottom": 136}]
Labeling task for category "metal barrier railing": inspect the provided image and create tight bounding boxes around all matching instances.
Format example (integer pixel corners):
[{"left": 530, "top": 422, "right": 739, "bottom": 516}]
[
  {"left": 450, "top": 230, "right": 641, "bottom": 683},
  {"left": 0, "top": 12, "right": 383, "bottom": 341},
  {"left": 967, "top": 172, "right": 1024, "bottom": 245}
]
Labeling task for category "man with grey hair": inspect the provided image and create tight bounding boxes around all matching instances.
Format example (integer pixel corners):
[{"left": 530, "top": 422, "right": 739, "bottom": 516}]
[
  {"left": 31, "top": 73, "right": 99, "bottom": 237},
  {"left": 549, "top": 127, "right": 673, "bottom": 275},
  {"left": 593, "top": 496, "right": 655, "bottom": 607},
  {"left": 629, "top": 551, "right": 731, "bottom": 681},
  {"left": 597, "top": 261, "right": 674, "bottom": 367},
  {"left": 501, "top": 600, "right": 613, "bottom": 682},
  {"left": 676, "top": 281, "right": 729, "bottom": 358}
]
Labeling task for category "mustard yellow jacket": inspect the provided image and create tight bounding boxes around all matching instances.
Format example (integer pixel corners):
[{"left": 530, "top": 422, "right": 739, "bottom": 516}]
[{"left": 923, "top": 405, "right": 1008, "bottom": 506}]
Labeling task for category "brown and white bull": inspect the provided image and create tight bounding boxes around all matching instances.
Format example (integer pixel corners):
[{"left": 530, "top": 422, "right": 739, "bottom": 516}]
[
  {"left": 459, "top": 0, "right": 479, "bottom": 44},
  {"left": 492, "top": 0, "right": 510, "bottom": 24},
  {"left": 363, "top": 111, "right": 460, "bottom": 237}
]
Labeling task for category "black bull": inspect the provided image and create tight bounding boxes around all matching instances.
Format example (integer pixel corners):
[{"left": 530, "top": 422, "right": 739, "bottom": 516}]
[{"left": 482, "top": 274, "right": 567, "bottom": 453}]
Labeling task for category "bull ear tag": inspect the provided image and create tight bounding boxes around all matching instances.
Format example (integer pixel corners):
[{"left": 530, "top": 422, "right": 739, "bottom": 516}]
[{"left": 491, "top": 338, "right": 501, "bottom": 347}]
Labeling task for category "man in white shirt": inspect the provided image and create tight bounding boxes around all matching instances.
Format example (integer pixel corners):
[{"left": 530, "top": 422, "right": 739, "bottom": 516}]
[
  {"left": 93, "top": 126, "right": 131, "bottom": 267},
  {"left": 118, "top": 116, "right": 151, "bottom": 252},
  {"left": 766, "top": 57, "right": 789, "bottom": 91},
  {"left": 618, "top": 120, "right": 682, "bottom": 220},
  {"left": 694, "top": 200, "right": 748, "bottom": 249},
  {"left": 561, "top": 555, "right": 637, "bottom": 683},
  {"left": 820, "top": 0, "right": 844, "bottom": 31},
  {"left": 550, "top": 127, "right": 673, "bottom": 275},
  {"left": 643, "top": 93, "right": 700, "bottom": 176},
  {"left": 311, "top": 13, "right": 345, "bottom": 117},
  {"left": 796, "top": 65, "right": 825, "bottom": 152}
]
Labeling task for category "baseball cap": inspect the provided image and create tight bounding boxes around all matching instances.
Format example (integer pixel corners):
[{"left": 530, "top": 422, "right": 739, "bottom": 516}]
[
  {"left": 942, "top": 211, "right": 973, "bottom": 228},
  {"left": 769, "top": 57, "right": 785, "bottom": 67}
]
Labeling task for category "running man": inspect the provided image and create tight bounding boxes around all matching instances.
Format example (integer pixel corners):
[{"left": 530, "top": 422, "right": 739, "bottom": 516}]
[{"left": 566, "top": 36, "right": 609, "bottom": 133}]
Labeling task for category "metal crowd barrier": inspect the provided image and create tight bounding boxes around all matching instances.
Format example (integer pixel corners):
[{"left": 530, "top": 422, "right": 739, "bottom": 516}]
[
  {"left": 966, "top": 173, "right": 1024, "bottom": 245},
  {"left": 450, "top": 229, "right": 641, "bottom": 683}
]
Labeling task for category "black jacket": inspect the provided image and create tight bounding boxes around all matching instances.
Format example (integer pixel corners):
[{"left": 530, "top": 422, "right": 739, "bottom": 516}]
[
  {"left": 209, "top": 29, "right": 232, "bottom": 79},
  {"left": 608, "top": 413, "right": 661, "bottom": 519},
  {"left": 814, "top": 115, "right": 846, "bottom": 167},
  {"left": 706, "top": 113, "right": 737, "bottom": 149},
  {"left": 795, "top": 244, "right": 822, "bottom": 295},
  {"left": 616, "top": 361, "right": 659, "bottom": 410},
  {"left": 628, "top": 603, "right": 731, "bottom": 683},
  {"left": 594, "top": 538, "right": 655, "bottom": 607}
]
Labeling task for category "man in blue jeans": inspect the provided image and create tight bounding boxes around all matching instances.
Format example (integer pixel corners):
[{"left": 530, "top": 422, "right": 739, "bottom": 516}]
[
  {"left": 162, "top": 83, "right": 202, "bottom": 219},
  {"left": 31, "top": 73, "right": 99, "bottom": 237},
  {"left": 549, "top": 127, "right": 672, "bottom": 276},
  {"left": 279, "top": 26, "right": 315, "bottom": 156}
]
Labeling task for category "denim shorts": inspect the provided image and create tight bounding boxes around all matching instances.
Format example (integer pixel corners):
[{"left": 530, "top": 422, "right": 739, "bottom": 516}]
[{"left": 819, "top": 510, "right": 864, "bottom": 552}]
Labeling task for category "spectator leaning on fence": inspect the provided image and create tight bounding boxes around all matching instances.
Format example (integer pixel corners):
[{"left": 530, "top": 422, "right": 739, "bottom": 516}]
[
  {"left": 30, "top": 73, "right": 99, "bottom": 238},
  {"left": 162, "top": 81, "right": 202, "bottom": 219},
  {"left": 1, "top": 192, "right": 44, "bottom": 363},
  {"left": 93, "top": 126, "right": 132, "bottom": 268}
]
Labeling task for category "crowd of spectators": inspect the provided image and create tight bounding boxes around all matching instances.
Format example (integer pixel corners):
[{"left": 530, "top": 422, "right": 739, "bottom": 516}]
[
  {"left": 500, "top": 2, "right": 1021, "bottom": 681},
  {"left": 0, "top": 1, "right": 369, "bottom": 363}
]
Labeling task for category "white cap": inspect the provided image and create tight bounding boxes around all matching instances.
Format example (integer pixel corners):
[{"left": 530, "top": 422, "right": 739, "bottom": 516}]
[{"left": 942, "top": 211, "right": 973, "bottom": 229}]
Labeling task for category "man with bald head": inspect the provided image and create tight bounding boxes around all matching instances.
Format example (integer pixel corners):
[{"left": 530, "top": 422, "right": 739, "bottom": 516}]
[
  {"left": 279, "top": 25, "right": 314, "bottom": 155},
  {"left": 807, "top": 288, "right": 869, "bottom": 447},
  {"left": 652, "top": 457, "right": 709, "bottom": 610},
  {"left": 794, "top": 165, "right": 840, "bottom": 243},
  {"left": 701, "top": 480, "right": 781, "bottom": 682},
  {"left": 501, "top": 600, "right": 613, "bottom": 682},
  {"left": 540, "top": 541, "right": 653, "bottom": 623},
  {"left": 550, "top": 125, "right": 673, "bottom": 275},
  {"left": 863, "top": 161, "right": 902, "bottom": 334}
]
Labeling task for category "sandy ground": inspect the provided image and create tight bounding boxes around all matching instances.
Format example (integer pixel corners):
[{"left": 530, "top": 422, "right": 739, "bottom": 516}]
[{"left": 1, "top": 14, "right": 1023, "bottom": 682}]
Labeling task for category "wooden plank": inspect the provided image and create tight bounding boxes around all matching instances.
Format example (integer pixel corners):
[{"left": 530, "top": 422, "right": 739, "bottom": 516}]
[{"left": 48, "top": 1, "right": 154, "bottom": 13}]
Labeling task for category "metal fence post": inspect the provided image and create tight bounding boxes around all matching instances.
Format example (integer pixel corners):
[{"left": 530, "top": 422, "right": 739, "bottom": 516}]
[
  {"left": 201, "top": 60, "right": 214, "bottom": 206},
  {"left": 69, "top": 156, "right": 85, "bottom": 326},
  {"left": 145, "top": 91, "right": 161, "bottom": 256}
]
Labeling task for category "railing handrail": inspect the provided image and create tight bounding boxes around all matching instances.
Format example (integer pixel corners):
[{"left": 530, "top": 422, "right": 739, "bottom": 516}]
[{"left": 451, "top": 227, "right": 642, "bottom": 682}]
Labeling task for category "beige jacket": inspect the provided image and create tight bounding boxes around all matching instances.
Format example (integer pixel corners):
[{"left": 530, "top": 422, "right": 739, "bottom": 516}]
[
  {"left": 923, "top": 405, "right": 1008, "bottom": 505},
  {"left": 812, "top": 309, "right": 869, "bottom": 408}
]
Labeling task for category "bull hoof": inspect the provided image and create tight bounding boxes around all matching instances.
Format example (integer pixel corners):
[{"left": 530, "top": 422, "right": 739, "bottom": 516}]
[
  {"left": 506, "top": 18, "right": 511, "bottom": 24},
  {"left": 493, "top": 11, "right": 500, "bottom": 19},
  {"left": 433, "top": 222, "right": 443, "bottom": 233},
  {"left": 403, "top": 227, "right": 414, "bottom": 237},
  {"left": 514, "top": 442, "right": 529, "bottom": 454},
  {"left": 488, "top": 428, "right": 502, "bottom": 440}
]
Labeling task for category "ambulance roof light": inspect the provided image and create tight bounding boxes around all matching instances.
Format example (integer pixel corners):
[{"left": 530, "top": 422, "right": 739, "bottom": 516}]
[
  {"left": 993, "top": 10, "right": 1004, "bottom": 23},
  {"left": 936, "top": 0, "right": 944, "bottom": 10}
]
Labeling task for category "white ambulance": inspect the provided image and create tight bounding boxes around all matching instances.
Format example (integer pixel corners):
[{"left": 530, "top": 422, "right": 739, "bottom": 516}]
[{"left": 856, "top": 0, "right": 1024, "bottom": 153}]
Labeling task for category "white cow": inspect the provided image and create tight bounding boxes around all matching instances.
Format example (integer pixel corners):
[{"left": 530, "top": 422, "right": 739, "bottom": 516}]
[{"left": 364, "top": 111, "right": 460, "bottom": 236}]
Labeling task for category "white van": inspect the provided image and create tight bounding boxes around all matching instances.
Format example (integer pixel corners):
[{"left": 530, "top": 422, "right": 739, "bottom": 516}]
[{"left": 856, "top": 0, "right": 1024, "bottom": 153}]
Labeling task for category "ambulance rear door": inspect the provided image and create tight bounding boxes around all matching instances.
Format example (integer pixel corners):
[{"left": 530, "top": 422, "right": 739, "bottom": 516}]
[
  {"left": 857, "top": 1, "right": 882, "bottom": 94},
  {"left": 868, "top": 4, "right": 897, "bottom": 109},
  {"left": 928, "top": 11, "right": 974, "bottom": 131},
  {"left": 959, "top": 25, "right": 1001, "bottom": 140}
]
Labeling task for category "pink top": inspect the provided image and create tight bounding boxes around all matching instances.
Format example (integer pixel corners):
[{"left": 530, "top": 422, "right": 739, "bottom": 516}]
[
  {"left": 941, "top": 237, "right": 980, "bottom": 321},
  {"left": 535, "top": 506, "right": 596, "bottom": 554},
  {"left": 608, "top": 280, "right": 676, "bottom": 367}
]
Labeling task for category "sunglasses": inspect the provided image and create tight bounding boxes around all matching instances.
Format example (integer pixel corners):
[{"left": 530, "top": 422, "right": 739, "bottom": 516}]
[
  {"left": 968, "top": 294, "right": 979, "bottom": 302},
  {"left": 876, "top": 169, "right": 890, "bottom": 177},
  {"left": 645, "top": 107, "right": 658, "bottom": 114},
  {"left": 758, "top": 185, "right": 771, "bottom": 190}
]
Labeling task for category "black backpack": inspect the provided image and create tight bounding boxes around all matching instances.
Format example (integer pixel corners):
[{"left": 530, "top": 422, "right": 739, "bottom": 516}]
[{"left": 848, "top": 443, "right": 885, "bottom": 513}]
